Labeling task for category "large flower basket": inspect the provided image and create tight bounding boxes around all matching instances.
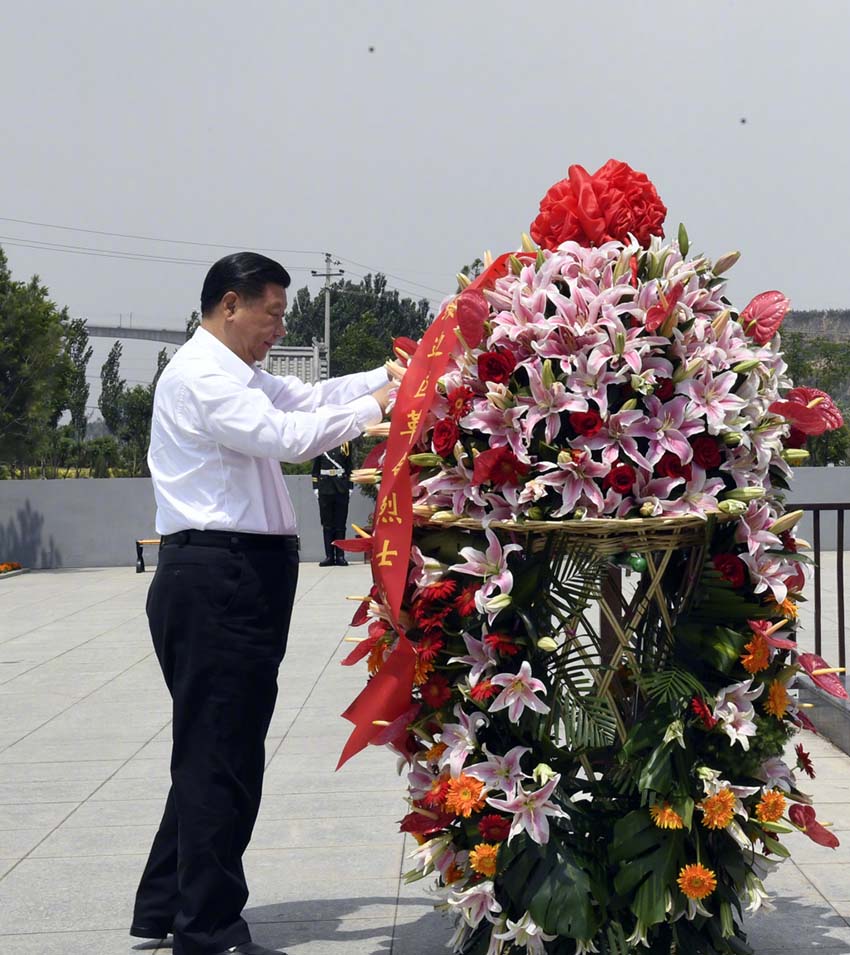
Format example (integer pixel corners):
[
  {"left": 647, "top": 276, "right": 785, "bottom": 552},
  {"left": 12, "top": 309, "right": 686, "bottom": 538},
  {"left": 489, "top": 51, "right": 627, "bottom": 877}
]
[{"left": 336, "top": 161, "right": 846, "bottom": 955}]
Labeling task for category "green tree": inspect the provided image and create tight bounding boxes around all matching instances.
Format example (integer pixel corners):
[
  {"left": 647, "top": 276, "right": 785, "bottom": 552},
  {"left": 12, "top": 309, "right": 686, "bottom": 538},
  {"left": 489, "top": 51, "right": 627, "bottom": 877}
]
[
  {"left": 285, "top": 273, "right": 431, "bottom": 374},
  {"left": 98, "top": 341, "right": 126, "bottom": 438},
  {"left": 186, "top": 309, "right": 201, "bottom": 340},
  {"left": 0, "top": 248, "right": 68, "bottom": 468},
  {"left": 63, "top": 317, "right": 93, "bottom": 443}
]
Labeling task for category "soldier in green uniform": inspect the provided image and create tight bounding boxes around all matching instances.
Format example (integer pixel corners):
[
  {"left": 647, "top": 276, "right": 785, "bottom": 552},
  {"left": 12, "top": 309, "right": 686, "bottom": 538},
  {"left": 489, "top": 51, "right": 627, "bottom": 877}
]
[{"left": 311, "top": 441, "right": 353, "bottom": 566}]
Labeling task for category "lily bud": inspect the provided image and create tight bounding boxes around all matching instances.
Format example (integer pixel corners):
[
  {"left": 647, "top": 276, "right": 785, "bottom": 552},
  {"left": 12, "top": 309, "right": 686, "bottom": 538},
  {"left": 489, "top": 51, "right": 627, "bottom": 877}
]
[
  {"left": 639, "top": 501, "right": 658, "bottom": 517},
  {"left": 485, "top": 593, "right": 513, "bottom": 611},
  {"left": 711, "top": 309, "right": 731, "bottom": 336},
  {"left": 782, "top": 448, "right": 811, "bottom": 465},
  {"left": 456, "top": 272, "right": 472, "bottom": 289},
  {"left": 557, "top": 450, "right": 574, "bottom": 467},
  {"left": 533, "top": 763, "right": 556, "bottom": 784},
  {"left": 483, "top": 249, "right": 494, "bottom": 268},
  {"left": 613, "top": 250, "right": 633, "bottom": 282},
  {"left": 620, "top": 397, "right": 639, "bottom": 411},
  {"left": 718, "top": 499, "right": 747, "bottom": 516},
  {"left": 521, "top": 232, "right": 536, "bottom": 253},
  {"left": 724, "top": 486, "right": 766, "bottom": 502},
  {"left": 769, "top": 509, "right": 804, "bottom": 535},
  {"left": 615, "top": 331, "right": 627, "bottom": 356},
  {"left": 713, "top": 250, "right": 741, "bottom": 276},
  {"left": 573, "top": 506, "right": 587, "bottom": 520},
  {"left": 536, "top": 636, "right": 558, "bottom": 652},
  {"left": 429, "top": 510, "right": 461, "bottom": 523},
  {"left": 677, "top": 222, "right": 690, "bottom": 257},
  {"left": 659, "top": 311, "right": 679, "bottom": 338},
  {"left": 526, "top": 506, "right": 545, "bottom": 520},
  {"left": 630, "top": 374, "right": 653, "bottom": 395},
  {"left": 351, "top": 468, "right": 381, "bottom": 485},
  {"left": 722, "top": 431, "right": 743, "bottom": 447},
  {"left": 672, "top": 358, "right": 704, "bottom": 383},
  {"left": 408, "top": 453, "right": 444, "bottom": 467},
  {"left": 509, "top": 254, "right": 524, "bottom": 275},
  {"left": 542, "top": 359, "right": 555, "bottom": 388},
  {"left": 732, "top": 359, "right": 762, "bottom": 374}
]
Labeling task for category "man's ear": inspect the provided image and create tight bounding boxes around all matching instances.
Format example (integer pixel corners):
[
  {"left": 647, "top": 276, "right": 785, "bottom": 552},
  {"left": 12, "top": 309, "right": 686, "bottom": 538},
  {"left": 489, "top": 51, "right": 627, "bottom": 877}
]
[{"left": 222, "top": 291, "right": 238, "bottom": 317}]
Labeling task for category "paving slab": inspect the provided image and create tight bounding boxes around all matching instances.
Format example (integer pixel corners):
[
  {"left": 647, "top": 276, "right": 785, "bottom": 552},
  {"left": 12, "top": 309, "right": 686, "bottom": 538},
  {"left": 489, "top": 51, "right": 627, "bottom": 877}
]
[{"left": 0, "top": 563, "right": 849, "bottom": 955}]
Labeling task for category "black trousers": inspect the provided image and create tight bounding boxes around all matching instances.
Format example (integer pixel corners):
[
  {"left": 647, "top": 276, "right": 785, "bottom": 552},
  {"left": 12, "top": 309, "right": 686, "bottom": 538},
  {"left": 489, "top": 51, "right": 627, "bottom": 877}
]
[
  {"left": 317, "top": 491, "right": 349, "bottom": 560},
  {"left": 133, "top": 538, "right": 299, "bottom": 955}
]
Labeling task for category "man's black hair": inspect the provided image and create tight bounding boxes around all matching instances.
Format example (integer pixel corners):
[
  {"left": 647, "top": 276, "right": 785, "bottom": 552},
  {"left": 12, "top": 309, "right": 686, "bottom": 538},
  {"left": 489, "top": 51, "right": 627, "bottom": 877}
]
[{"left": 200, "top": 252, "right": 292, "bottom": 315}]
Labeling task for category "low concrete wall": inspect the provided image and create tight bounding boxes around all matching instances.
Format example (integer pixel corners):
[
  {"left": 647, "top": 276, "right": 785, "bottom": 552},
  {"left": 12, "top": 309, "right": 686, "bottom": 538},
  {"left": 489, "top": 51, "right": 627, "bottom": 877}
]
[
  {"left": 0, "top": 467, "right": 846, "bottom": 570},
  {"left": 0, "top": 476, "right": 376, "bottom": 568}
]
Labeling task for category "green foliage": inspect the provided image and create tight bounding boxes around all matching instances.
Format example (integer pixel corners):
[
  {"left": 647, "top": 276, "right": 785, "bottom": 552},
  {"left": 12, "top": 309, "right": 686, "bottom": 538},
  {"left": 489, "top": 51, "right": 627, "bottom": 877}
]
[
  {"left": 0, "top": 248, "right": 68, "bottom": 462},
  {"left": 285, "top": 272, "right": 431, "bottom": 374},
  {"left": 98, "top": 341, "right": 126, "bottom": 437},
  {"left": 185, "top": 309, "right": 201, "bottom": 340}
]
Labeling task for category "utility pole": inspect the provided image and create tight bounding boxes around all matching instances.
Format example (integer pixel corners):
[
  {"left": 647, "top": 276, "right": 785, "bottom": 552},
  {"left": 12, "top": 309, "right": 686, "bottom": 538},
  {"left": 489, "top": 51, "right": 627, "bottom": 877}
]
[{"left": 311, "top": 252, "right": 344, "bottom": 378}]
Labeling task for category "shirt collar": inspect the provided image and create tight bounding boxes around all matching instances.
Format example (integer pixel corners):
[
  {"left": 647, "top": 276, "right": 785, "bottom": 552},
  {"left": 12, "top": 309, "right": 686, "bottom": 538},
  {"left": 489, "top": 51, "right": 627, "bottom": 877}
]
[{"left": 194, "top": 326, "right": 258, "bottom": 385}]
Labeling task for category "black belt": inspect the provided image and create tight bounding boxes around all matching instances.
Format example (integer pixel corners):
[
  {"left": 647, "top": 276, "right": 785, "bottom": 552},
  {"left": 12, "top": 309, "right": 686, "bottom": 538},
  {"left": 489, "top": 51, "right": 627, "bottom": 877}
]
[{"left": 160, "top": 529, "right": 299, "bottom": 552}]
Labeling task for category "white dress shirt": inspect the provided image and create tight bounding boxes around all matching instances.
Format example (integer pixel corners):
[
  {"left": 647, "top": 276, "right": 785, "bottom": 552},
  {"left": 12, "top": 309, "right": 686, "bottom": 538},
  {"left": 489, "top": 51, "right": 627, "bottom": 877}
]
[{"left": 149, "top": 327, "right": 385, "bottom": 535}]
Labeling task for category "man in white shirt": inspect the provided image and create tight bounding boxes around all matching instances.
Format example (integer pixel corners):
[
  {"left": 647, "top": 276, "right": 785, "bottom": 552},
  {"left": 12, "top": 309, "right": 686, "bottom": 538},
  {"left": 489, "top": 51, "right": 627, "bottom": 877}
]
[{"left": 130, "top": 252, "right": 394, "bottom": 955}]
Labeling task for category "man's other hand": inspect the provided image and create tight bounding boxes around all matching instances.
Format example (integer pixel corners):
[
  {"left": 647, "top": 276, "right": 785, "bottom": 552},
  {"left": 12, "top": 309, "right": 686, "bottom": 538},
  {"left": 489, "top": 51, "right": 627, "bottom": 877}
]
[{"left": 371, "top": 382, "right": 395, "bottom": 415}]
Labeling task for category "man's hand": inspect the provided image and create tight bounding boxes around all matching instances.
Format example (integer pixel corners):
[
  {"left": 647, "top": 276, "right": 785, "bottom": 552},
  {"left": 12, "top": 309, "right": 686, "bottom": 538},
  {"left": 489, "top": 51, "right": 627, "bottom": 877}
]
[{"left": 371, "top": 381, "right": 395, "bottom": 416}]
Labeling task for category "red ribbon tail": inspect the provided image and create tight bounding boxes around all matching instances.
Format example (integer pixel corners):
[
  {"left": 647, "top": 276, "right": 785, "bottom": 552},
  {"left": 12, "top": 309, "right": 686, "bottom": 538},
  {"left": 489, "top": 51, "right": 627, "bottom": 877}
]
[{"left": 336, "top": 634, "right": 417, "bottom": 770}]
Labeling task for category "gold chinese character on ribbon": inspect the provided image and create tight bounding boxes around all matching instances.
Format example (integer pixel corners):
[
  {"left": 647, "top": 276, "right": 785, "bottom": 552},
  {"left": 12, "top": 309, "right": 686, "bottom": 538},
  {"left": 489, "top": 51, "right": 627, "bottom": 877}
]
[
  {"left": 376, "top": 539, "right": 399, "bottom": 567},
  {"left": 378, "top": 493, "right": 402, "bottom": 525},
  {"left": 399, "top": 409, "right": 422, "bottom": 437}
]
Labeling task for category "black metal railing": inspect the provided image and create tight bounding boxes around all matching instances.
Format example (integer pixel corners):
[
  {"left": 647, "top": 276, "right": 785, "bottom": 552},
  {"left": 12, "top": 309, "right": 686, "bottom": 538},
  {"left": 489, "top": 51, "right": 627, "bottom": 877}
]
[{"left": 790, "top": 502, "right": 848, "bottom": 667}]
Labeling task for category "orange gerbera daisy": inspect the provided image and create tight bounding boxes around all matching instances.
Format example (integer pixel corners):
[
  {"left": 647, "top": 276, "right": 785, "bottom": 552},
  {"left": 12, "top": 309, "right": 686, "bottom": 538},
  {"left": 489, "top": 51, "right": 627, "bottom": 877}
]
[
  {"left": 469, "top": 842, "right": 499, "bottom": 877},
  {"left": 413, "top": 656, "right": 435, "bottom": 686},
  {"left": 443, "top": 862, "right": 465, "bottom": 884},
  {"left": 765, "top": 680, "right": 790, "bottom": 719},
  {"left": 444, "top": 774, "right": 487, "bottom": 817},
  {"left": 649, "top": 802, "right": 684, "bottom": 830},
  {"left": 741, "top": 632, "right": 770, "bottom": 674},
  {"left": 700, "top": 788, "right": 736, "bottom": 829},
  {"left": 756, "top": 789, "right": 787, "bottom": 823},
  {"left": 425, "top": 741, "right": 448, "bottom": 763},
  {"left": 677, "top": 863, "right": 717, "bottom": 900}
]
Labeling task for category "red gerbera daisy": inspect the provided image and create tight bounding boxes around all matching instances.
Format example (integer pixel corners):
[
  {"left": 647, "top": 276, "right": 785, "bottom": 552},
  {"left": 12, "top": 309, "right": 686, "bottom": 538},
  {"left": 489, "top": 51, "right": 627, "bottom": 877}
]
[
  {"left": 412, "top": 601, "right": 451, "bottom": 630},
  {"left": 421, "top": 674, "right": 452, "bottom": 709},
  {"left": 691, "top": 696, "right": 717, "bottom": 729},
  {"left": 469, "top": 678, "right": 498, "bottom": 702},
  {"left": 483, "top": 633, "right": 520, "bottom": 657},
  {"left": 455, "top": 583, "right": 480, "bottom": 617},
  {"left": 478, "top": 813, "right": 512, "bottom": 842},
  {"left": 419, "top": 578, "right": 458, "bottom": 603},
  {"left": 795, "top": 743, "right": 816, "bottom": 779},
  {"left": 416, "top": 632, "right": 445, "bottom": 663},
  {"left": 446, "top": 385, "right": 474, "bottom": 420}
]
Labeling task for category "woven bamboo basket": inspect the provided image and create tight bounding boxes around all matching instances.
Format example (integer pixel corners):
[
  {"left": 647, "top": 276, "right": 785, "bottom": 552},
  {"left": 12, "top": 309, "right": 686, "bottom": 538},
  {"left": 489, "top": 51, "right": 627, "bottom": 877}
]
[{"left": 412, "top": 503, "right": 732, "bottom": 558}]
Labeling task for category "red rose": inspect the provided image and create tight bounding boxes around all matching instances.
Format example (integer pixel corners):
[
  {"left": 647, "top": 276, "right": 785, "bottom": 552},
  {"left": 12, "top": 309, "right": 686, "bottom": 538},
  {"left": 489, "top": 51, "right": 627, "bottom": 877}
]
[
  {"left": 654, "top": 378, "right": 675, "bottom": 401},
  {"left": 432, "top": 418, "right": 459, "bottom": 457},
  {"left": 784, "top": 426, "right": 808, "bottom": 449},
  {"left": 477, "top": 350, "right": 516, "bottom": 385},
  {"left": 569, "top": 409, "right": 603, "bottom": 437},
  {"left": 656, "top": 451, "right": 692, "bottom": 482},
  {"left": 712, "top": 553, "right": 747, "bottom": 590},
  {"left": 603, "top": 462, "right": 636, "bottom": 494},
  {"left": 691, "top": 435, "right": 722, "bottom": 469},
  {"left": 529, "top": 159, "right": 667, "bottom": 251},
  {"left": 472, "top": 447, "right": 530, "bottom": 488}
]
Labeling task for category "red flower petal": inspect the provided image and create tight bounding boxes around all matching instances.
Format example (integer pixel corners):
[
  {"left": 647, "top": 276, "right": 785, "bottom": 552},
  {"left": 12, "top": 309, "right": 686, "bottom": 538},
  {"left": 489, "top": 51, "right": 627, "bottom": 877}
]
[
  {"left": 363, "top": 440, "right": 387, "bottom": 470},
  {"left": 393, "top": 336, "right": 419, "bottom": 360},
  {"left": 797, "top": 653, "right": 849, "bottom": 699},
  {"left": 456, "top": 289, "right": 488, "bottom": 348},
  {"left": 789, "top": 804, "right": 840, "bottom": 848},
  {"left": 769, "top": 400, "right": 832, "bottom": 436},
  {"left": 340, "top": 633, "right": 380, "bottom": 666},
  {"left": 399, "top": 807, "right": 453, "bottom": 835},
  {"left": 335, "top": 536, "right": 374, "bottom": 553},
  {"left": 787, "top": 388, "right": 844, "bottom": 432},
  {"left": 739, "top": 290, "right": 790, "bottom": 345}
]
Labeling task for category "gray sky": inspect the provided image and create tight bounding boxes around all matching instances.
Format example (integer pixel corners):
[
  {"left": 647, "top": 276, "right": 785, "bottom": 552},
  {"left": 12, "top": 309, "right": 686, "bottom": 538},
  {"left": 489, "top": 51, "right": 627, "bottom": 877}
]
[{"left": 3, "top": 1, "right": 849, "bottom": 405}]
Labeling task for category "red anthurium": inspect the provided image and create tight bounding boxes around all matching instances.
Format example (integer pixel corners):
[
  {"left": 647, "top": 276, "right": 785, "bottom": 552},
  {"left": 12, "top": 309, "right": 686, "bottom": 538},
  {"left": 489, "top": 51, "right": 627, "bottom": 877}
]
[
  {"left": 456, "top": 289, "right": 488, "bottom": 348},
  {"left": 791, "top": 709, "right": 819, "bottom": 734},
  {"left": 349, "top": 585, "right": 379, "bottom": 626},
  {"left": 797, "top": 653, "right": 849, "bottom": 699},
  {"left": 363, "top": 440, "right": 387, "bottom": 470},
  {"left": 769, "top": 386, "right": 845, "bottom": 436},
  {"left": 788, "top": 803, "right": 839, "bottom": 848},
  {"left": 645, "top": 283, "right": 684, "bottom": 333},
  {"left": 335, "top": 535, "right": 374, "bottom": 554},
  {"left": 747, "top": 619, "right": 797, "bottom": 651},
  {"left": 399, "top": 806, "right": 454, "bottom": 835},
  {"left": 341, "top": 632, "right": 382, "bottom": 666},
  {"left": 393, "top": 336, "right": 419, "bottom": 361},
  {"left": 739, "top": 290, "right": 790, "bottom": 345},
  {"left": 371, "top": 702, "right": 422, "bottom": 747}
]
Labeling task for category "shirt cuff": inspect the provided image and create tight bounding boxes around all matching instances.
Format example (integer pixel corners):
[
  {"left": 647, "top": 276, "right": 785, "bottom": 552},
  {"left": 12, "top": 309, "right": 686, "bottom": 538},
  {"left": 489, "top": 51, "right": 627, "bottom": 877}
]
[
  {"left": 351, "top": 394, "right": 383, "bottom": 430},
  {"left": 365, "top": 365, "right": 390, "bottom": 391}
]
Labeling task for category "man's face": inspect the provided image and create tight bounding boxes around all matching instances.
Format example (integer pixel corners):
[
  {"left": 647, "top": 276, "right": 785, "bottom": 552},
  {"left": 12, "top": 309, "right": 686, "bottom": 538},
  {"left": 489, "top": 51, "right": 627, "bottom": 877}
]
[{"left": 226, "top": 283, "right": 288, "bottom": 365}]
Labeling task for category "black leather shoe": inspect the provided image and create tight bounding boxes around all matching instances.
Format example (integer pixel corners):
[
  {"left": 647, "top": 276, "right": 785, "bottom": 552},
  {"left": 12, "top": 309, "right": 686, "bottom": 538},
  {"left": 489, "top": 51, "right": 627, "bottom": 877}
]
[
  {"left": 221, "top": 943, "right": 289, "bottom": 955},
  {"left": 318, "top": 557, "right": 336, "bottom": 567},
  {"left": 130, "top": 922, "right": 171, "bottom": 940},
  {"left": 336, "top": 557, "right": 349, "bottom": 566}
]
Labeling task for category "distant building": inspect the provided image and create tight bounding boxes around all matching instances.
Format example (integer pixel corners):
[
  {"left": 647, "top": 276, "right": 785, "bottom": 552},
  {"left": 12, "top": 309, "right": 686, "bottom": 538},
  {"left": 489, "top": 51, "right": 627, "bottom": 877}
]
[{"left": 263, "top": 341, "right": 328, "bottom": 383}]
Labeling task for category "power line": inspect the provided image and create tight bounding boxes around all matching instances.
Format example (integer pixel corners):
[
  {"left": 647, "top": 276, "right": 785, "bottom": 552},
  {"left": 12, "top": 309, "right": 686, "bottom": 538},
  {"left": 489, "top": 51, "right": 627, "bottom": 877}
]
[
  {"left": 336, "top": 255, "right": 450, "bottom": 297},
  {"left": 0, "top": 216, "right": 322, "bottom": 256}
]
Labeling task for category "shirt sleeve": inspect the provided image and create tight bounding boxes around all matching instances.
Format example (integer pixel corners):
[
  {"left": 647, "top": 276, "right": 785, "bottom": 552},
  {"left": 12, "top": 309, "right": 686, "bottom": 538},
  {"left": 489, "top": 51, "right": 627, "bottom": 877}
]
[
  {"left": 179, "top": 371, "right": 382, "bottom": 464},
  {"left": 256, "top": 365, "right": 388, "bottom": 412}
]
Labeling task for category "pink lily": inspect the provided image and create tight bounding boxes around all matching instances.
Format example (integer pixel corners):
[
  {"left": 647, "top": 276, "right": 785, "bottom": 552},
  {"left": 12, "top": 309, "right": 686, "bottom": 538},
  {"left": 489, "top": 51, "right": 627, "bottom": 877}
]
[
  {"left": 489, "top": 661, "right": 550, "bottom": 721},
  {"left": 448, "top": 632, "right": 498, "bottom": 687},
  {"left": 445, "top": 880, "right": 502, "bottom": 929},
  {"left": 493, "top": 912, "right": 556, "bottom": 955},
  {"left": 449, "top": 529, "right": 523, "bottom": 604},
  {"left": 677, "top": 367, "right": 745, "bottom": 434},
  {"left": 734, "top": 502, "right": 782, "bottom": 556},
  {"left": 521, "top": 360, "right": 574, "bottom": 443},
  {"left": 537, "top": 451, "right": 608, "bottom": 517},
  {"left": 438, "top": 705, "right": 489, "bottom": 777},
  {"left": 486, "top": 774, "right": 566, "bottom": 844},
  {"left": 466, "top": 745, "right": 531, "bottom": 796},
  {"left": 629, "top": 395, "right": 703, "bottom": 465}
]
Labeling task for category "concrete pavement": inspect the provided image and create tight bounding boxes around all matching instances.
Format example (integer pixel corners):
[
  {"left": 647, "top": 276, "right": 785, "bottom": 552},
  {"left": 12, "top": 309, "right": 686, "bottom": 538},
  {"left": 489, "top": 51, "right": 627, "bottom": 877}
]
[{"left": 0, "top": 563, "right": 849, "bottom": 954}]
